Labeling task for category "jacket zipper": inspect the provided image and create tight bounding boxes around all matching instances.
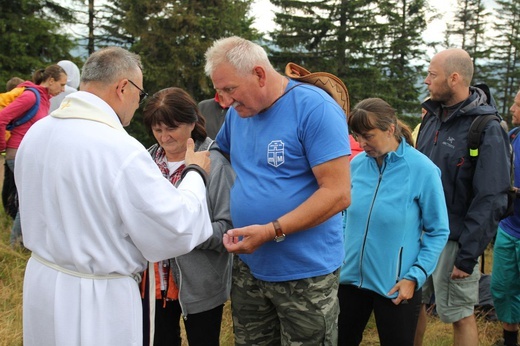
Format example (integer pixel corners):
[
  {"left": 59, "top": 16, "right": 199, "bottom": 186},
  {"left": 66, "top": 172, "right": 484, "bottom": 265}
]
[
  {"left": 453, "top": 157, "right": 464, "bottom": 204},
  {"left": 172, "top": 259, "right": 187, "bottom": 319},
  {"left": 425, "top": 120, "right": 441, "bottom": 158},
  {"left": 395, "top": 247, "right": 403, "bottom": 283},
  {"left": 359, "top": 161, "right": 386, "bottom": 287}
]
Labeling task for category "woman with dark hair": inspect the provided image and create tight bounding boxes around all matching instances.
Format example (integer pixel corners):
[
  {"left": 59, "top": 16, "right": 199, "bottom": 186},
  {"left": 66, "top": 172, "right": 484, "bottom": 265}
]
[
  {"left": 0, "top": 64, "right": 67, "bottom": 247},
  {"left": 141, "top": 87, "right": 234, "bottom": 346},
  {"left": 337, "top": 98, "right": 449, "bottom": 345}
]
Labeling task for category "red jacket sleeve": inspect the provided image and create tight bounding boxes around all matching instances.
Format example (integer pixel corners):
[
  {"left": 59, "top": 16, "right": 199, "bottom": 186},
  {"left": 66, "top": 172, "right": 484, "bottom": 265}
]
[{"left": 0, "top": 90, "right": 37, "bottom": 151}]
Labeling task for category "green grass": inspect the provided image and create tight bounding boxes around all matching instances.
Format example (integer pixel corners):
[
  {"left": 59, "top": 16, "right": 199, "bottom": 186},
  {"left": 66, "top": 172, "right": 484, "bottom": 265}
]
[{"left": 0, "top": 209, "right": 28, "bottom": 346}]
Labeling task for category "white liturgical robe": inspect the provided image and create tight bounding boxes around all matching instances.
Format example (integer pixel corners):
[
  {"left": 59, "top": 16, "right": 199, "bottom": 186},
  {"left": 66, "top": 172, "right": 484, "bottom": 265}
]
[{"left": 16, "top": 92, "right": 213, "bottom": 346}]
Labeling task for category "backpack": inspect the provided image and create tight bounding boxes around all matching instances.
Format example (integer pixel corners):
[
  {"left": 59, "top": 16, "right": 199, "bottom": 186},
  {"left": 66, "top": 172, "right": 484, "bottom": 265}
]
[
  {"left": 0, "top": 86, "right": 41, "bottom": 131},
  {"left": 467, "top": 94, "right": 516, "bottom": 275},
  {"left": 0, "top": 86, "right": 40, "bottom": 218},
  {"left": 467, "top": 114, "right": 515, "bottom": 220}
]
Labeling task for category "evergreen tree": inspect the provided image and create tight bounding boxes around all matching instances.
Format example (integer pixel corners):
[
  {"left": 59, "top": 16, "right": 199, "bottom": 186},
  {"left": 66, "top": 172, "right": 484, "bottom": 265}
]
[
  {"left": 0, "top": 0, "right": 77, "bottom": 87},
  {"left": 490, "top": 0, "right": 520, "bottom": 121},
  {"left": 375, "top": 0, "right": 428, "bottom": 113},
  {"left": 105, "top": 0, "right": 258, "bottom": 99},
  {"left": 62, "top": 0, "right": 133, "bottom": 55},
  {"left": 270, "top": 0, "right": 385, "bottom": 109},
  {"left": 269, "top": 0, "right": 426, "bottom": 114},
  {"left": 98, "top": 0, "right": 136, "bottom": 49},
  {"left": 101, "top": 0, "right": 258, "bottom": 146},
  {"left": 447, "top": 0, "right": 493, "bottom": 83}
]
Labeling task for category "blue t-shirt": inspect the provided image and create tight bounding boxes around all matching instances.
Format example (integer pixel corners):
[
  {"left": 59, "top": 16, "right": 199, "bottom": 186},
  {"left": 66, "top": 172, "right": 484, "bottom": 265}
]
[{"left": 216, "top": 79, "right": 350, "bottom": 282}]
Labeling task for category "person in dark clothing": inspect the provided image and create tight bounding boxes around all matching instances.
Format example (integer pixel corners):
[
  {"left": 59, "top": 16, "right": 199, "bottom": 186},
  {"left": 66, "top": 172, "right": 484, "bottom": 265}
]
[
  {"left": 414, "top": 48, "right": 510, "bottom": 346},
  {"left": 197, "top": 91, "right": 231, "bottom": 139}
]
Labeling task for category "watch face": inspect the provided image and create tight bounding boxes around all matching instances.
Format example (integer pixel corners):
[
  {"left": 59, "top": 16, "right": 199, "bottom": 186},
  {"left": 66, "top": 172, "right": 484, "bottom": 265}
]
[{"left": 274, "top": 234, "right": 286, "bottom": 242}]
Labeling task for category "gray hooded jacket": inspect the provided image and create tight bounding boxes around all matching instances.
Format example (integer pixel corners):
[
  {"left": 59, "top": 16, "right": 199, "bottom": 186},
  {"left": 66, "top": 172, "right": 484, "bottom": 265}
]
[{"left": 148, "top": 137, "right": 235, "bottom": 316}]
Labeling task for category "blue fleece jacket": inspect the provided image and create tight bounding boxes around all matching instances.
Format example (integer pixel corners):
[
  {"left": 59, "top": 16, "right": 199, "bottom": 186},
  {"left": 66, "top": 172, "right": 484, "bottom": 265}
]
[{"left": 340, "top": 139, "right": 449, "bottom": 298}]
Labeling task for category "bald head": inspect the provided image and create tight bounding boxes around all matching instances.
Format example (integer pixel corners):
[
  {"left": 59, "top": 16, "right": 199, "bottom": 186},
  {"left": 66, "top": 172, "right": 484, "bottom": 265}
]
[
  {"left": 433, "top": 48, "right": 474, "bottom": 87},
  {"left": 424, "top": 48, "right": 474, "bottom": 106}
]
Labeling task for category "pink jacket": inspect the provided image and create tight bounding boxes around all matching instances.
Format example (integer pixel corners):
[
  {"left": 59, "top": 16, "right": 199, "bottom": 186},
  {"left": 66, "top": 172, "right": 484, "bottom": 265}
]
[
  {"left": 0, "top": 81, "right": 51, "bottom": 151},
  {"left": 349, "top": 134, "right": 363, "bottom": 161}
]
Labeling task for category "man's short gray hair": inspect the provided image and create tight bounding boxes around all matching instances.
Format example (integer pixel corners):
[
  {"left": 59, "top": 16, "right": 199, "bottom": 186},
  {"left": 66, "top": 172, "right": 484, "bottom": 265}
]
[
  {"left": 81, "top": 47, "right": 142, "bottom": 84},
  {"left": 204, "top": 36, "right": 272, "bottom": 77}
]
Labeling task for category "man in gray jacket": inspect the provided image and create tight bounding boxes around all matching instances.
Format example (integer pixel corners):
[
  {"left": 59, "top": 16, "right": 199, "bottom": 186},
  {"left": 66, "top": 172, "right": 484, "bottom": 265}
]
[{"left": 415, "top": 48, "right": 510, "bottom": 346}]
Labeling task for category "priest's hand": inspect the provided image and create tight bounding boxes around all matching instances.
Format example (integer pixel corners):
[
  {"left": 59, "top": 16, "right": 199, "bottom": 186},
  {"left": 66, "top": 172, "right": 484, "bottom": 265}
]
[{"left": 184, "top": 138, "right": 210, "bottom": 174}]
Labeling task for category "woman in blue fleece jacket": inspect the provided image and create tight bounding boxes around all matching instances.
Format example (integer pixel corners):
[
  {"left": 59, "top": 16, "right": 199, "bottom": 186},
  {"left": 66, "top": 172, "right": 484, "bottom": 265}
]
[{"left": 338, "top": 98, "right": 449, "bottom": 346}]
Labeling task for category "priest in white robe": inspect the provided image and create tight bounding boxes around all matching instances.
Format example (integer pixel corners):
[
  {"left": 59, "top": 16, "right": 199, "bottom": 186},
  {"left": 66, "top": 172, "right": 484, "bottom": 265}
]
[{"left": 15, "top": 47, "right": 213, "bottom": 346}]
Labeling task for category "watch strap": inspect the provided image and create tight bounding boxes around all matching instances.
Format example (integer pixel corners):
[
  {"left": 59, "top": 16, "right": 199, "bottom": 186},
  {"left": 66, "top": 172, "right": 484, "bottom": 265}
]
[{"left": 272, "top": 219, "right": 286, "bottom": 242}]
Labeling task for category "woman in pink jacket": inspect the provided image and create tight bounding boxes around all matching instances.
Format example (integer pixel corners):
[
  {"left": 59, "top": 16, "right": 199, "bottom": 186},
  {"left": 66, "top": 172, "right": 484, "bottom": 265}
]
[{"left": 0, "top": 64, "right": 67, "bottom": 247}]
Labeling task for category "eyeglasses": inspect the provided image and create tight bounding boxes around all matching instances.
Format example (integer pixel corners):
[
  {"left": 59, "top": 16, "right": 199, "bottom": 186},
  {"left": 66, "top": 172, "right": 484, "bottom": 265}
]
[{"left": 128, "top": 79, "right": 148, "bottom": 104}]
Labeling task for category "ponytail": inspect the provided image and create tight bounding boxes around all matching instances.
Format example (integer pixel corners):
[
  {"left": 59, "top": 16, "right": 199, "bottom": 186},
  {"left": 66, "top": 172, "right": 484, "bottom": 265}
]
[{"left": 32, "top": 64, "right": 67, "bottom": 85}]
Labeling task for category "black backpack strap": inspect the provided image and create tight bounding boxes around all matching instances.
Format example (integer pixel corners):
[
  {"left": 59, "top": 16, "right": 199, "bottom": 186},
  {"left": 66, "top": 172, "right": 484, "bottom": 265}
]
[
  {"left": 469, "top": 115, "right": 515, "bottom": 225},
  {"left": 469, "top": 113, "right": 503, "bottom": 273},
  {"left": 468, "top": 114, "right": 500, "bottom": 160}
]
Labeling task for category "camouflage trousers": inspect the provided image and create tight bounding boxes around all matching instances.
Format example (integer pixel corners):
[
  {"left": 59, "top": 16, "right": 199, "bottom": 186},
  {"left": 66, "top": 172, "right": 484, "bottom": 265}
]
[{"left": 231, "top": 256, "right": 340, "bottom": 346}]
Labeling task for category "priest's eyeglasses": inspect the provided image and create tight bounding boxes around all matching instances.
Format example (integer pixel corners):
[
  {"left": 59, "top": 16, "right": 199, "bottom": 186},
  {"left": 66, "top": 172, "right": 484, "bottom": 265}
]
[{"left": 128, "top": 79, "right": 149, "bottom": 104}]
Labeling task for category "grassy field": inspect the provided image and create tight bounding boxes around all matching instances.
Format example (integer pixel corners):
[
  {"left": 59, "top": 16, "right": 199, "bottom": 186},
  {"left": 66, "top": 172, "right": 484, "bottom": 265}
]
[
  {"left": 0, "top": 218, "right": 504, "bottom": 346},
  {"left": 0, "top": 218, "right": 27, "bottom": 346}
]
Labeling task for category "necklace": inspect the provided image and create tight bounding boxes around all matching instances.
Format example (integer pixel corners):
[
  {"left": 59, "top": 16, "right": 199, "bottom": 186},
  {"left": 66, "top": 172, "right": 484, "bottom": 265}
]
[{"left": 259, "top": 76, "right": 288, "bottom": 113}]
